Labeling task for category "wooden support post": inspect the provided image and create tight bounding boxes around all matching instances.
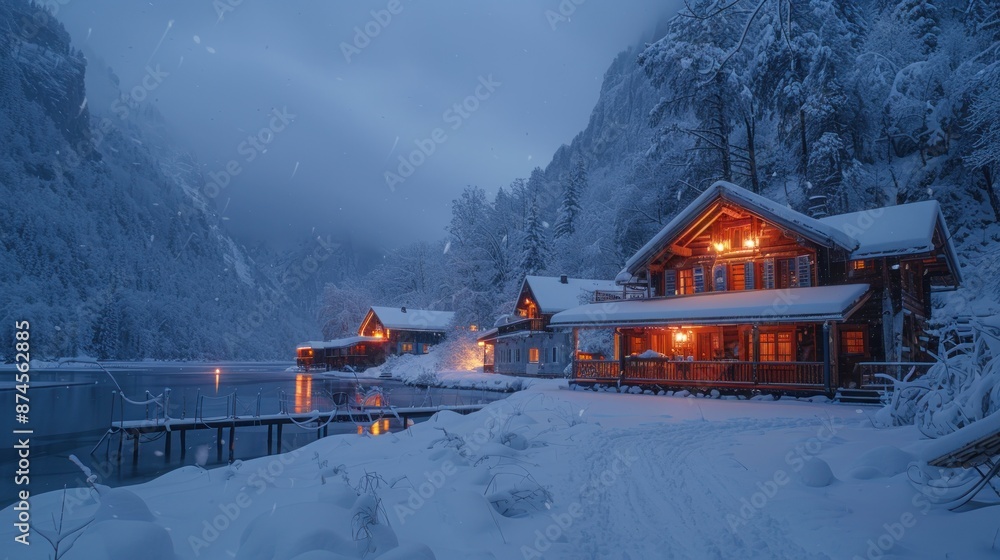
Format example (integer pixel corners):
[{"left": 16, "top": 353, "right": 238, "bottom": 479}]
[
  {"left": 276, "top": 423, "right": 283, "bottom": 452},
  {"left": 117, "top": 431, "right": 124, "bottom": 463},
  {"left": 229, "top": 426, "right": 235, "bottom": 463},
  {"left": 217, "top": 427, "right": 223, "bottom": 461},
  {"left": 752, "top": 324, "right": 760, "bottom": 386},
  {"left": 164, "top": 430, "right": 172, "bottom": 459},
  {"left": 323, "top": 424, "right": 328, "bottom": 437},
  {"left": 267, "top": 424, "right": 273, "bottom": 455},
  {"left": 132, "top": 432, "right": 139, "bottom": 465},
  {"left": 180, "top": 430, "right": 187, "bottom": 459},
  {"left": 822, "top": 321, "right": 833, "bottom": 396}
]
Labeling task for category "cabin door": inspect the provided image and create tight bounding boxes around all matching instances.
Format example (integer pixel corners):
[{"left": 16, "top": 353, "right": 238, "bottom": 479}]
[{"left": 697, "top": 332, "right": 721, "bottom": 361}]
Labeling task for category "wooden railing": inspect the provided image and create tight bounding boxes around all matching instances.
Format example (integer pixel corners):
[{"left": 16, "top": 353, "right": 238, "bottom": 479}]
[
  {"left": 855, "top": 362, "right": 934, "bottom": 388},
  {"left": 573, "top": 360, "right": 622, "bottom": 381},
  {"left": 573, "top": 359, "right": 826, "bottom": 389},
  {"left": 592, "top": 289, "right": 647, "bottom": 303},
  {"left": 497, "top": 318, "right": 546, "bottom": 335}
]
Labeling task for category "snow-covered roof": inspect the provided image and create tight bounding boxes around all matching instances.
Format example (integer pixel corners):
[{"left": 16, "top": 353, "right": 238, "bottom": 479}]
[
  {"left": 549, "top": 284, "right": 871, "bottom": 327},
  {"left": 368, "top": 306, "right": 455, "bottom": 332},
  {"left": 476, "top": 327, "right": 499, "bottom": 343},
  {"left": 621, "top": 181, "right": 859, "bottom": 280},
  {"left": 524, "top": 275, "right": 620, "bottom": 314},
  {"left": 297, "top": 336, "right": 384, "bottom": 350},
  {"left": 819, "top": 201, "right": 962, "bottom": 281}
]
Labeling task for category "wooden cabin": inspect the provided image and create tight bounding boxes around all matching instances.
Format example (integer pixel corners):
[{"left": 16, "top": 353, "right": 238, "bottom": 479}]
[
  {"left": 357, "top": 306, "right": 454, "bottom": 356},
  {"left": 297, "top": 306, "right": 454, "bottom": 371},
  {"left": 477, "top": 275, "right": 623, "bottom": 376},
  {"left": 549, "top": 181, "right": 962, "bottom": 396},
  {"left": 295, "top": 336, "right": 386, "bottom": 371}
]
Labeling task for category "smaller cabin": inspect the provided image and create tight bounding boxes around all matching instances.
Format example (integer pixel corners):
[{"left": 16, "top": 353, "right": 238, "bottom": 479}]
[
  {"left": 479, "top": 275, "right": 621, "bottom": 376},
  {"left": 296, "top": 306, "right": 455, "bottom": 371},
  {"left": 295, "top": 336, "right": 386, "bottom": 371},
  {"left": 358, "top": 306, "right": 455, "bottom": 356}
]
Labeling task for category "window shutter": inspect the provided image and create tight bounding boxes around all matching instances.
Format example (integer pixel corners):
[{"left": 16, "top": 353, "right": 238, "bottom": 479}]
[
  {"left": 693, "top": 266, "right": 705, "bottom": 293},
  {"left": 713, "top": 264, "right": 728, "bottom": 291},
  {"left": 744, "top": 262, "right": 755, "bottom": 290},
  {"left": 763, "top": 259, "right": 775, "bottom": 289},
  {"left": 796, "top": 255, "right": 811, "bottom": 287},
  {"left": 664, "top": 269, "right": 677, "bottom": 296}
]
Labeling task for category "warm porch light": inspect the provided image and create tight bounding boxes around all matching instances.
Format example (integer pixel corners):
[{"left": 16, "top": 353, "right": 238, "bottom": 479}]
[
  {"left": 477, "top": 341, "right": 485, "bottom": 347},
  {"left": 713, "top": 242, "right": 726, "bottom": 252},
  {"left": 743, "top": 238, "right": 758, "bottom": 248},
  {"left": 674, "top": 331, "right": 689, "bottom": 343}
]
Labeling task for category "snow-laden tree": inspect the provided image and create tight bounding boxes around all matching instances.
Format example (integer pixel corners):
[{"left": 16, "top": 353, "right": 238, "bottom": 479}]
[
  {"left": 519, "top": 194, "right": 549, "bottom": 278},
  {"left": 554, "top": 160, "right": 586, "bottom": 238}
]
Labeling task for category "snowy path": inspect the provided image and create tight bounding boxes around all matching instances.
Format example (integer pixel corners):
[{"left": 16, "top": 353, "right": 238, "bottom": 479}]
[{"left": 561, "top": 417, "right": 829, "bottom": 559}]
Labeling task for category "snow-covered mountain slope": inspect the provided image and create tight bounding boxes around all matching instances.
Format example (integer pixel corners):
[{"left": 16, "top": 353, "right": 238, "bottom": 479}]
[{"left": 0, "top": 0, "right": 316, "bottom": 360}]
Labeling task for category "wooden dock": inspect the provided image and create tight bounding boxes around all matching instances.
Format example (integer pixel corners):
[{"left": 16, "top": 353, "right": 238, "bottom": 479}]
[{"left": 94, "top": 395, "right": 485, "bottom": 465}]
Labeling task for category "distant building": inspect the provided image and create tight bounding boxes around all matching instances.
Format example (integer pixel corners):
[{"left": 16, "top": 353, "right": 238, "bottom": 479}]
[
  {"left": 296, "top": 306, "right": 455, "bottom": 371},
  {"left": 478, "top": 275, "right": 626, "bottom": 376},
  {"left": 548, "top": 181, "right": 962, "bottom": 395},
  {"left": 358, "top": 306, "right": 455, "bottom": 356}
]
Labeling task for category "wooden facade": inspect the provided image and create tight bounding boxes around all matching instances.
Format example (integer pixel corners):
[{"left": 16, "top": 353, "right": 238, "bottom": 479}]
[
  {"left": 297, "top": 306, "right": 454, "bottom": 372},
  {"left": 480, "top": 276, "right": 620, "bottom": 376},
  {"left": 296, "top": 337, "right": 386, "bottom": 372},
  {"left": 552, "top": 182, "right": 961, "bottom": 395}
]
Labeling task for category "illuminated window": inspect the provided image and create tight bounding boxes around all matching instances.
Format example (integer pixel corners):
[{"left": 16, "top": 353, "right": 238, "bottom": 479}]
[
  {"left": 760, "top": 333, "right": 776, "bottom": 362},
  {"left": 852, "top": 260, "right": 868, "bottom": 270},
  {"left": 528, "top": 348, "right": 540, "bottom": 363},
  {"left": 759, "top": 332, "right": 793, "bottom": 361},
  {"left": 728, "top": 225, "right": 751, "bottom": 249},
  {"left": 401, "top": 342, "right": 414, "bottom": 353},
  {"left": 777, "top": 332, "right": 793, "bottom": 362},
  {"left": 678, "top": 268, "right": 695, "bottom": 295},
  {"left": 841, "top": 330, "right": 866, "bottom": 355}
]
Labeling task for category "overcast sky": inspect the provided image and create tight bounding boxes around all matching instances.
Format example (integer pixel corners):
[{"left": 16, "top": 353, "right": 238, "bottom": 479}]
[{"left": 55, "top": 1, "right": 678, "bottom": 250}]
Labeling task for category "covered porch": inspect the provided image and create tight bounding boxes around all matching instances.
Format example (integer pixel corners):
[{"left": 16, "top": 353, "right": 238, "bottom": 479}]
[{"left": 550, "top": 284, "right": 873, "bottom": 395}]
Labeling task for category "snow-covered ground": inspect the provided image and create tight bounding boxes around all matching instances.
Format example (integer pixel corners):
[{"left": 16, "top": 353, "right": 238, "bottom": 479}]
[
  {"left": 335, "top": 351, "right": 530, "bottom": 393},
  {"left": 4, "top": 381, "right": 998, "bottom": 559}
]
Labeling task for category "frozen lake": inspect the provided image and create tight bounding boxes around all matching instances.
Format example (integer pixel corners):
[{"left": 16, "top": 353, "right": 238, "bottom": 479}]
[{"left": 0, "top": 362, "right": 506, "bottom": 506}]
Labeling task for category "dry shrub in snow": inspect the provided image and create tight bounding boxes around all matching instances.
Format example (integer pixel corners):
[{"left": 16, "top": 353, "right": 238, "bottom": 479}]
[{"left": 879, "top": 318, "right": 1000, "bottom": 435}]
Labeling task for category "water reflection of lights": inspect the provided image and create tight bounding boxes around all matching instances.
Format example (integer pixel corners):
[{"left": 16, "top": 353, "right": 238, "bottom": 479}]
[
  {"left": 295, "top": 374, "right": 312, "bottom": 413},
  {"left": 357, "top": 418, "right": 391, "bottom": 436}
]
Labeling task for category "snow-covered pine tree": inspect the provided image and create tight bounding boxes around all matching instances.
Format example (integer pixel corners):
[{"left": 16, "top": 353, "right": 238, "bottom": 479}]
[
  {"left": 893, "top": 0, "right": 941, "bottom": 55},
  {"left": 554, "top": 160, "right": 586, "bottom": 239},
  {"left": 519, "top": 194, "right": 548, "bottom": 277}
]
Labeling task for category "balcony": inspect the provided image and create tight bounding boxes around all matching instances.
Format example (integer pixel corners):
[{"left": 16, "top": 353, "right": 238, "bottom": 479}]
[
  {"left": 591, "top": 289, "right": 648, "bottom": 303},
  {"left": 497, "top": 317, "right": 547, "bottom": 336}
]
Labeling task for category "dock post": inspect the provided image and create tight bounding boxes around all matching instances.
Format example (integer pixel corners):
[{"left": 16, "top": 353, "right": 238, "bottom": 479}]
[
  {"left": 180, "top": 430, "right": 187, "bottom": 459},
  {"left": 164, "top": 430, "right": 172, "bottom": 459},
  {"left": 132, "top": 432, "right": 139, "bottom": 465},
  {"left": 267, "top": 424, "right": 273, "bottom": 455},
  {"left": 217, "top": 427, "right": 223, "bottom": 461},
  {"left": 317, "top": 426, "right": 321, "bottom": 440},
  {"left": 229, "top": 426, "right": 235, "bottom": 463},
  {"left": 276, "top": 423, "right": 283, "bottom": 451},
  {"left": 117, "top": 430, "right": 124, "bottom": 462},
  {"left": 323, "top": 423, "right": 328, "bottom": 437}
]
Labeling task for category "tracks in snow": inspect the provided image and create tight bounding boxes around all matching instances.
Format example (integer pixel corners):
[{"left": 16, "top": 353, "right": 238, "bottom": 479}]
[{"left": 558, "top": 416, "right": 833, "bottom": 560}]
